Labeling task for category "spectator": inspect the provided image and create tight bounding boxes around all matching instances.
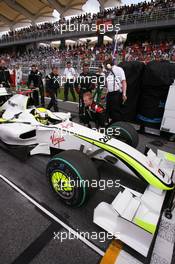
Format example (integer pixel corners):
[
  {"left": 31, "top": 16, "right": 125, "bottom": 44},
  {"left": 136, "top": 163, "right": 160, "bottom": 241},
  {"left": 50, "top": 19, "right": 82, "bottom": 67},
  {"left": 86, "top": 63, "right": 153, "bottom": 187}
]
[{"left": 0, "top": 0, "right": 174, "bottom": 44}]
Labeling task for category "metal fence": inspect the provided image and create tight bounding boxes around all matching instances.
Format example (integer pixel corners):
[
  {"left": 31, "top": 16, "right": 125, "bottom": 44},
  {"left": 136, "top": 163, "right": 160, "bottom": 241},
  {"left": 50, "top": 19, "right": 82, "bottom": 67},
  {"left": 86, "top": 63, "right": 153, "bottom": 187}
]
[{"left": 113, "top": 7, "right": 175, "bottom": 26}]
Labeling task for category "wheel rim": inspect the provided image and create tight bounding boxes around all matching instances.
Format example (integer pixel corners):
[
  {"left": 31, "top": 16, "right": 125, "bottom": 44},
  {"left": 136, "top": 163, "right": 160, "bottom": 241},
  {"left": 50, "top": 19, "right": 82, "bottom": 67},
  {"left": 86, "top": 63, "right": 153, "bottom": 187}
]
[
  {"left": 51, "top": 171, "right": 74, "bottom": 199},
  {"left": 50, "top": 157, "right": 87, "bottom": 207}
]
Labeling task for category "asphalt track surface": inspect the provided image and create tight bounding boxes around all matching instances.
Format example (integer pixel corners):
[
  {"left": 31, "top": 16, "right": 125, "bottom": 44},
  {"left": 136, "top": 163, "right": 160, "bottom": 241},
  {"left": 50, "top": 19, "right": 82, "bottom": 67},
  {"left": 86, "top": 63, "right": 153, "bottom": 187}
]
[{"left": 0, "top": 101, "right": 175, "bottom": 264}]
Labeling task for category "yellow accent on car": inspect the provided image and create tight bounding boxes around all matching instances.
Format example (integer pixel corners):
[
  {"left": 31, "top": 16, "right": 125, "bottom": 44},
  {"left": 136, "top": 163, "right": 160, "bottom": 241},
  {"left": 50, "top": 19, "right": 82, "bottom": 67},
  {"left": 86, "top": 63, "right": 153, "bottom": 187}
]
[
  {"left": 77, "top": 135, "right": 174, "bottom": 191},
  {"left": 51, "top": 171, "right": 73, "bottom": 192},
  {"left": 0, "top": 118, "right": 7, "bottom": 123},
  {"left": 37, "top": 107, "right": 47, "bottom": 113},
  {"left": 134, "top": 217, "right": 156, "bottom": 234},
  {"left": 0, "top": 118, "right": 17, "bottom": 123},
  {"left": 166, "top": 153, "right": 175, "bottom": 163}
]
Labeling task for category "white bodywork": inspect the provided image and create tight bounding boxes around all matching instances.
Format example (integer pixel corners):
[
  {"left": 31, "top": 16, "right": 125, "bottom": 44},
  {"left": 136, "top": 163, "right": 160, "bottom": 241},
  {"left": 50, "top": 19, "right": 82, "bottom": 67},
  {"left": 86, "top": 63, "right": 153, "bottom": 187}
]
[
  {"left": 94, "top": 150, "right": 175, "bottom": 256},
  {"left": 161, "top": 80, "right": 175, "bottom": 133},
  {"left": 0, "top": 94, "right": 173, "bottom": 187},
  {"left": 0, "top": 90, "right": 175, "bottom": 256},
  {"left": 94, "top": 186, "right": 165, "bottom": 256}
]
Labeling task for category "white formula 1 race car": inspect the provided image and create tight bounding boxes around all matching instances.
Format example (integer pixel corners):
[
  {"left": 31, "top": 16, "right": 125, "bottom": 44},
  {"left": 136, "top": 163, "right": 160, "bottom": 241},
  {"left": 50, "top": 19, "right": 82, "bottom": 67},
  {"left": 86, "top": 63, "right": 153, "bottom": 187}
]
[{"left": 0, "top": 87, "right": 175, "bottom": 257}]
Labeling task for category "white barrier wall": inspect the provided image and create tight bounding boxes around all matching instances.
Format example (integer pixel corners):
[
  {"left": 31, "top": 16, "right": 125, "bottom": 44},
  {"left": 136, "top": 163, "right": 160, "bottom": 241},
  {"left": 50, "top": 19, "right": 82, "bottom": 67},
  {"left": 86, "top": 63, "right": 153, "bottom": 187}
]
[{"left": 161, "top": 80, "right": 175, "bottom": 134}]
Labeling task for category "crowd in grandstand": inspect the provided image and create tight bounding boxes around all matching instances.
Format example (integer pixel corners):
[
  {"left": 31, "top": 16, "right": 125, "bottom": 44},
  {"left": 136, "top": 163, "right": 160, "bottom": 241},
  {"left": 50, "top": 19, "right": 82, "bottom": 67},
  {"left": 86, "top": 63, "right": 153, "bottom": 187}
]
[
  {"left": 0, "top": 0, "right": 174, "bottom": 133},
  {"left": 121, "top": 40, "right": 175, "bottom": 62},
  {"left": 0, "top": 0, "right": 174, "bottom": 67},
  {"left": 0, "top": 0, "right": 174, "bottom": 42},
  {"left": 0, "top": 40, "right": 174, "bottom": 69}
]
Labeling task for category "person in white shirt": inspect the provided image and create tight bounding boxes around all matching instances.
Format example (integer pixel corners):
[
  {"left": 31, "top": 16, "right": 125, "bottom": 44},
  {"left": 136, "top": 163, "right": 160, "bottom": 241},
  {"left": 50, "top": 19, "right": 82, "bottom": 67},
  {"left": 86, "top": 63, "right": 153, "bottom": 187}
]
[
  {"left": 63, "top": 61, "right": 76, "bottom": 101},
  {"left": 15, "top": 64, "right": 22, "bottom": 88},
  {"left": 105, "top": 60, "right": 127, "bottom": 123}
]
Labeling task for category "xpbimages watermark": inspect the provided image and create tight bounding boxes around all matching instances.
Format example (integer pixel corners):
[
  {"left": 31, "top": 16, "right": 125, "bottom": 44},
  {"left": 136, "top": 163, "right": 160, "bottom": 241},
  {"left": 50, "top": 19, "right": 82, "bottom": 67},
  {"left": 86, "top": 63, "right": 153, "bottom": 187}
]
[
  {"left": 56, "top": 74, "right": 106, "bottom": 86},
  {"left": 53, "top": 229, "right": 120, "bottom": 243},
  {"left": 54, "top": 22, "right": 120, "bottom": 35},
  {"left": 49, "top": 73, "right": 122, "bottom": 88},
  {"left": 58, "top": 126, "right": 121, "bottom": 139},
  {"left": 57, "top": 178, "right": 120, "bottom": 192}
]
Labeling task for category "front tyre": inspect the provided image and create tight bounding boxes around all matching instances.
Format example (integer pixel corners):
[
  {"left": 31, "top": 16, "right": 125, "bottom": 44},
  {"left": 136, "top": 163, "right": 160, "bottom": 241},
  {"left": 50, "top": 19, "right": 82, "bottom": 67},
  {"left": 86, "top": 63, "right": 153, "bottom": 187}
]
[
  {"left": 106, "top": 121, "right": 139, "bottom": 148},
  {"left": 46, "top": 150, "right": 99, "bottom": 207}
]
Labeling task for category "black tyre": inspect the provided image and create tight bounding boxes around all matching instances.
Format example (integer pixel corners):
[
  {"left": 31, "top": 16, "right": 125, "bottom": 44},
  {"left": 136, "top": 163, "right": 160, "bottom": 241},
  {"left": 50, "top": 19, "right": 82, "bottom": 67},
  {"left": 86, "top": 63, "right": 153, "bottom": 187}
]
[
  {"left": 46, "top": 150, "right": 99, "bottom": 207},
  {"left": 106, "top": 121, "right": 139, "bottom": 148}
]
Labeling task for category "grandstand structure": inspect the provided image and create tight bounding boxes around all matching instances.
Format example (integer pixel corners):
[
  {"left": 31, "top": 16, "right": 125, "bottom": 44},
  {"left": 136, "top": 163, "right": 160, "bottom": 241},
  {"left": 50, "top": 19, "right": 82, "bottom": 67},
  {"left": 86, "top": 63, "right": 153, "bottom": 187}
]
[
  {"left": 0, "top": 0, "right": 174, "bottom": 48},
  {"left": 0, "top": 0, "right": 87, "bottom": 29},
  {"left": 0, "top": 0, "right": 117, "bottom": 29},
  {"left": 0, "top": 0, "right": 174, "bottom": 72}
]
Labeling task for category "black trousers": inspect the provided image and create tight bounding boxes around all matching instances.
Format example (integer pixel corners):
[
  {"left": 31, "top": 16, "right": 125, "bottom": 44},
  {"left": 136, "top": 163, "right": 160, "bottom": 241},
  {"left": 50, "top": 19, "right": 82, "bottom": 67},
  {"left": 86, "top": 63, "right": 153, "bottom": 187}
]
[
  {"left": 47, "top": 91, "right": 59, "bottom": 112},
  {"left": 106, "top": 91, "right": 122, "bottom": 123},
  {"left": 32, "top": 87, "right": 45, "bottom": 107},
  {"left": 64, "top": 81, "right": 76, "bottom": 101},
  {"left": 39, "top": 86, "right": 45, "bottom": 106},
  {"left": 79, "top": 90, "right": 84, "bottom": 116},
  {"left": 85, "top": 109, "right": 106, "bottom": 128},
  {"left": 78, "top": 90, "right": 89, "bottom": 122},
  {"left": 32, "top": 89, "right": 39, "bottom": 106}
]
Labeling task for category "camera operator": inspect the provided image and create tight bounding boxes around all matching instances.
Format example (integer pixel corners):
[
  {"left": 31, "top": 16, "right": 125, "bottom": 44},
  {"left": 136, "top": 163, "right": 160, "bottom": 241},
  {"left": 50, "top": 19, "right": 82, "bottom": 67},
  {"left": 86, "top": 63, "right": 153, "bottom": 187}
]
[{"left": 105, "top": 59, "right": 127, "bottom": 123}]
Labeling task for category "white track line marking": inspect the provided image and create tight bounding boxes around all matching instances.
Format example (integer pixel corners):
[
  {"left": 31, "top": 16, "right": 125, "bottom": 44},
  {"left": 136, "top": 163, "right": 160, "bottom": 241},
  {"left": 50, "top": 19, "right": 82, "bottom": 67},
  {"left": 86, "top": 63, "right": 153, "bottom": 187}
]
[{"left": 0, "top": 174, "right": 104, "bottom": 256}]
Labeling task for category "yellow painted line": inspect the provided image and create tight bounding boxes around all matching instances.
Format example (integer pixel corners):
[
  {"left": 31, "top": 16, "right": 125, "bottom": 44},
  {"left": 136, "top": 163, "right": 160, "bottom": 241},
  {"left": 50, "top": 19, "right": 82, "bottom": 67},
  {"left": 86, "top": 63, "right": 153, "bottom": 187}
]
[{"left": 100, "top": 240, "right": 123, "bottom": 264}]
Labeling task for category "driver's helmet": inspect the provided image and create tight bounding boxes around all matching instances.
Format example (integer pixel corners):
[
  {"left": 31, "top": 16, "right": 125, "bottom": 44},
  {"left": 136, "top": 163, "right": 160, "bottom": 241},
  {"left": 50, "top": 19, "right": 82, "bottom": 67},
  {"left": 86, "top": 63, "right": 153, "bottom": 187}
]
[{"left": 34, "top": 108, "right": 49, "bottom": 125}]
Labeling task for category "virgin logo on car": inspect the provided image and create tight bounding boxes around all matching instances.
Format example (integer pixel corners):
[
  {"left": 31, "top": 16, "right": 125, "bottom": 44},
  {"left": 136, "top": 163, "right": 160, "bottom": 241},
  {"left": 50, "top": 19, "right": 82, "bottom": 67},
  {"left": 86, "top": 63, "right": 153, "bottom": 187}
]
[{"left": 50, "top": 131, "right": 65, "bottom": 146}]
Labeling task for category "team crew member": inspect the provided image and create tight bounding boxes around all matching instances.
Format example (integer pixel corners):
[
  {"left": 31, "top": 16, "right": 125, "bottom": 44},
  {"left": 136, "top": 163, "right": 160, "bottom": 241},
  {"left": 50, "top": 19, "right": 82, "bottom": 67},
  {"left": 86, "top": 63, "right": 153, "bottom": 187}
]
[
  {"left": 63, "top": 61, "right": 76, "bottom": 102},
  {"left": 15, "top": 64, "right": 22, "bottom": 88},
  {"left": 45, "top": 66, "right": 60, "bottom": 112},
  {"left": 0, "top": 59, "right": 11, "bottom": 88},
  {"left": 105, "top": 61, "right": 127, "bottom": 123},
  {"left": 27, "top": 65, "right": 45, "bottom": 106},
  {"left": 83, "top": 92, "right": 105, "bottom": 128},
  {"left": 94, "top": 65, "right": 106, "bottom": 105},
  {"left": 75, "top": 63, "right": 96, "bottom": 123},
  {"left": 82, "top": 65, "right": 106, "bottom": 128}
]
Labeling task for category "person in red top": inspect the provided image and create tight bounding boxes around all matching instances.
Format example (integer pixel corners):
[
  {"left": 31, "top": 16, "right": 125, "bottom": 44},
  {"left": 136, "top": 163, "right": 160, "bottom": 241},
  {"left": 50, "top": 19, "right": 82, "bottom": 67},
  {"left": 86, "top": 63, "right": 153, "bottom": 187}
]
[
  {"left": 9, "top": 65, "right": 16, "bottom": 88},
  {"left": 83, "top": 91, "right": 105, "bottom": 128}
]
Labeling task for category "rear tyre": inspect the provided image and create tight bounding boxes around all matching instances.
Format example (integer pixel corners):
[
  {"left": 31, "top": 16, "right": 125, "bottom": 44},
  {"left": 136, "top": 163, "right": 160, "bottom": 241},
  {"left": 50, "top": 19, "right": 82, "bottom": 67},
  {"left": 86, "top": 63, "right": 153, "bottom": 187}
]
[
  {"left": 106, "top": 121, "right": 139, "bottom": 148},
  {"left": 46, "top": 149, "right": 99, "bottom": 207}
]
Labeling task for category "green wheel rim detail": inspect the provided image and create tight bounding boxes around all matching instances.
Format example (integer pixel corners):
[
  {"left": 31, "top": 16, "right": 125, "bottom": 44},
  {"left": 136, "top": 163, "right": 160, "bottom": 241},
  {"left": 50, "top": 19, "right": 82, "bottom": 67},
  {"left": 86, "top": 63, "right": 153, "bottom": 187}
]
[{"left": 51, "top": 157, "right": 87, "bottom": 207}]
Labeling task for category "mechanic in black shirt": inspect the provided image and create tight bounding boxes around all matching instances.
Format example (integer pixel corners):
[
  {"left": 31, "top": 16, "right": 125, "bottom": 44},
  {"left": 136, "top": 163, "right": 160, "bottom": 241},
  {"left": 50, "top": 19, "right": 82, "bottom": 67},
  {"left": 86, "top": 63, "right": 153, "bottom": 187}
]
[
  {"left": 45, "top": 66, "right": 60, "bottom": 112},
  {"left": 27, "top": 65, "right": 45, "bottom": 106},
  {"left": 0, "top": 59, "right": 11, "bottom": 88},
  {"left": 75, "top": 63, "right": 96, "bottom": 123}
]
